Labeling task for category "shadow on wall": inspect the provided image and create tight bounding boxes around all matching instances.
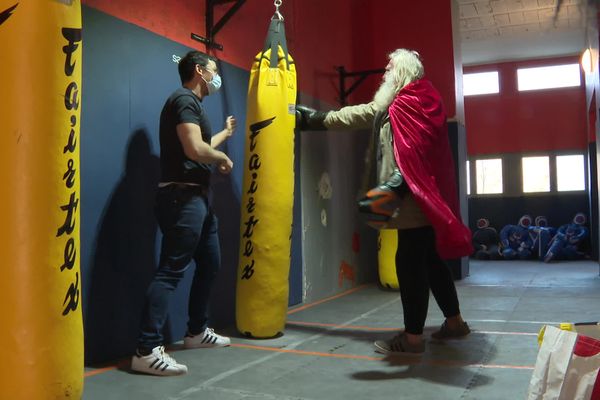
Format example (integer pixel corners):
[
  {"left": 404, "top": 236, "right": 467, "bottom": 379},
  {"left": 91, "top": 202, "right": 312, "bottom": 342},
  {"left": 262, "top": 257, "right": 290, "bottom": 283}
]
[
  {"left": 207, "top": 144, "right": 242, "bottom": 330},
  {"left": 84, "top": 129, "right": 161, "bottom": 364}
]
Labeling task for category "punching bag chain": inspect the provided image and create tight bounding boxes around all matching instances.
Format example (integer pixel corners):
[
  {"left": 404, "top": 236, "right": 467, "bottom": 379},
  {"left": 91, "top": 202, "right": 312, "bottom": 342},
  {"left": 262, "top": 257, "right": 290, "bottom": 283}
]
[{"left": 272, "top": 0, "right": 284, "bottom": 20}]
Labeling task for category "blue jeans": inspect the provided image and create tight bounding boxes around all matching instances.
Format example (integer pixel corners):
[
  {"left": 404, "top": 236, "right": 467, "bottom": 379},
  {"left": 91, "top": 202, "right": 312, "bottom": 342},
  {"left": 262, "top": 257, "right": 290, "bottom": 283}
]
[{"left": 138, "top": 184, "right": 220, "bottom": 351}]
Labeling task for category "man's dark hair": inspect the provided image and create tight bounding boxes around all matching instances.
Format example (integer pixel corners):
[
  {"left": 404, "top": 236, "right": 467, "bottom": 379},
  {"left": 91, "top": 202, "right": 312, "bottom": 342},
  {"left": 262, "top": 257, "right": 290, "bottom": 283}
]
[{"left": 178, "top": 51, "right": 215, "bottom": 85}]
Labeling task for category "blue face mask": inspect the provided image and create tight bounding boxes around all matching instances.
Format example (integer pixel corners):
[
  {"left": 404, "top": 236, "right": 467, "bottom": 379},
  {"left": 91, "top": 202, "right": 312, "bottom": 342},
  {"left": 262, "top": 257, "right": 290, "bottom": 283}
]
[{"left": 203, "top": 73, "right": 221, "bottom": 95}]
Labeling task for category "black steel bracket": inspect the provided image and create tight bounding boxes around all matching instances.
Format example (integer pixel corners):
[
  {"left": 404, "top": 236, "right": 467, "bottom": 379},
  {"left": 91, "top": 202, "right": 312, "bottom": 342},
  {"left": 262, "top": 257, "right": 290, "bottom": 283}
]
[
  {"left": 336, "top": 66, "right": 385, "bottom": 106},
  {"left": 191, "top": 0, "right": 246, "bottom": 51}
]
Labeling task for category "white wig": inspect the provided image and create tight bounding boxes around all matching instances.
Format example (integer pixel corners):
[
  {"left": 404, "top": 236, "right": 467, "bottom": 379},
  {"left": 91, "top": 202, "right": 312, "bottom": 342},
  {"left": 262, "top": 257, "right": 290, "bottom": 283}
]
[
  {"left": 373, "top": 49, "right": 425, "bottom": 110},
  {"left": 387, "top": 49, "right": 425, "bottom": 93}
]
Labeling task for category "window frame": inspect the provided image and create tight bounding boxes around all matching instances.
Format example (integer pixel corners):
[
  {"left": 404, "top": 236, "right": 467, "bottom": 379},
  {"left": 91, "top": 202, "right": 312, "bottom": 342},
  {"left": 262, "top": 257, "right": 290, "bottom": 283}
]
[
  {"left": 463, "top": 71, "right": 500, "bottom": 97},
  {"left": 473, "top": 157, "right": 504, "bottom": 196},
  {"left": 555, "top": 152, "right": 587, "bottom": 193},
  {"left": 516, "top": 63, "right": 582, "bottom": 92},
  {"left": 468, "top": 151, "right": 588, "bottom": 198},
  {"left": 521, "top": 155, "right": 551, "bottom": 194}
]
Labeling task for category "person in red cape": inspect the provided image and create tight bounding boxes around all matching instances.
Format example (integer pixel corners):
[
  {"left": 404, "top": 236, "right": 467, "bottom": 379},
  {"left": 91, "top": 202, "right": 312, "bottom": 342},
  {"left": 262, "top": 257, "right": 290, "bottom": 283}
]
[
  {"left": 297, "top": 49, "right": 472, "bottom": 355},
  {"left": 388, "top": 74, "right": 473, "bottom": 260}
]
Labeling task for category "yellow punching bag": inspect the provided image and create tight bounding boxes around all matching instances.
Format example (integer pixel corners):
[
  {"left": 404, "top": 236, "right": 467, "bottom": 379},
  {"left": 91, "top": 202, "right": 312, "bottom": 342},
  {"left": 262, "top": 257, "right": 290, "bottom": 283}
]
[
  {"left": 236, "top": 13, "right": 297, "bottom": 338},
  {"left": 378, "top": 229, "right": 399, "bottom": 289},
  {"left": 0, "top": 1, "right": 83, "bottom": 398}
]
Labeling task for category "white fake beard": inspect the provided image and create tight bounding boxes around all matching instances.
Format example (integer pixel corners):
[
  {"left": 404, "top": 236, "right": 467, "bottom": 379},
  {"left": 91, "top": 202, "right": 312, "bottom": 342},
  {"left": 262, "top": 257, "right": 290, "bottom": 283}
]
[{"left": 373, "top": 72, "right": 397, "bottom": 110}]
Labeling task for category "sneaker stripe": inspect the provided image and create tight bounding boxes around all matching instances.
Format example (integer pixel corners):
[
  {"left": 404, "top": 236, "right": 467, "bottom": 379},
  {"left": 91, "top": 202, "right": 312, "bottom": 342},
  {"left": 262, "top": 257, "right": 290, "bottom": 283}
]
[
  {"left": 183, "top": 328, "right": 229, "bottom": 349},
  {"left": 132, "top": 347, "right": 186, "bottom": 376}
]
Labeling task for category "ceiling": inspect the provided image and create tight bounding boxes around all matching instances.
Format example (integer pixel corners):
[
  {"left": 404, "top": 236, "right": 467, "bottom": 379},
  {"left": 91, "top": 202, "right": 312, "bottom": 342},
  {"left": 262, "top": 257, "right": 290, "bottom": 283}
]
[{"left": 458, "top": 0, "right": 593, "bottom": 65}]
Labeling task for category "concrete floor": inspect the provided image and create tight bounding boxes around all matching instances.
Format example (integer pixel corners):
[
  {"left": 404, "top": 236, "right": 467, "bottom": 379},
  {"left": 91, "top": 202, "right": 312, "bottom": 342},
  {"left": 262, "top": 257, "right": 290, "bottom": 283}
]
[{"left": 83, "top": 260, "right": 600, "bottom": 400}]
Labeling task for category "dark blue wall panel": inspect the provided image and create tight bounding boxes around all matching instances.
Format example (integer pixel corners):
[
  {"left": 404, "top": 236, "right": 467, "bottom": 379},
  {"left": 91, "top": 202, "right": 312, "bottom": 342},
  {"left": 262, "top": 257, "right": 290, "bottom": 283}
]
[
  {"left": 81, "top": 6, "right": 302, "bottom": 364},
  {"left": 468, "top": 195, "right": 589, "bottom": 230}
]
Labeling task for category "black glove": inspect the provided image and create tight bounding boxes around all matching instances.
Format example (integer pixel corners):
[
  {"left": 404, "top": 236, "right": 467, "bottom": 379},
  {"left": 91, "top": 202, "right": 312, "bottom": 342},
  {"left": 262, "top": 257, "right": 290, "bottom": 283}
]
[
  {"left": 357, "top": 169, "right": 408, "bottom": 229},
  {"left": 295, "top": 104, "right": 329, "bottom": 130}
]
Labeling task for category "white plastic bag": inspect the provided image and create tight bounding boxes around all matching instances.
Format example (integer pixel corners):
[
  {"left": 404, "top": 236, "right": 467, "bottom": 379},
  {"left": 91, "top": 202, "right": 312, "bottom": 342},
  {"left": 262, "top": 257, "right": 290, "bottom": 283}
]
[{"left": 528, "top": 325, "right": 600, "bottom": 400}]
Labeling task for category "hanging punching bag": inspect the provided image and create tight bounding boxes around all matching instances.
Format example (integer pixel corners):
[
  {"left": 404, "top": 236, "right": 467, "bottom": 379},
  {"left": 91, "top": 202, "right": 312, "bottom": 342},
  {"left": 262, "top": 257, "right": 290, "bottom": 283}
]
[
  {"left": 378, "top": 229, "right": 399, "bottom": 290},
  {"left": 236, "top": 10, "right": 297, "bottom": 338},
  {"left": 0, "top": 1, "right": 83, "bottom": 398}
]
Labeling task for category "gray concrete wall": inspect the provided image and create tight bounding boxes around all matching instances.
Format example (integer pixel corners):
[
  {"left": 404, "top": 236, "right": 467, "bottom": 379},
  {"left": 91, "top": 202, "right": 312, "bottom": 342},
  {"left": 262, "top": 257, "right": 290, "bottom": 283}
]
[{"left": 298, "top": 97, "right": 378, "bottom": 303}]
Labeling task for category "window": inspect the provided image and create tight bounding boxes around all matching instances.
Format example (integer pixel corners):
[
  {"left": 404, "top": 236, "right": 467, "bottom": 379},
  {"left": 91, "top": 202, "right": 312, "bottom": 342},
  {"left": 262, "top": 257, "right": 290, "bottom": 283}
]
[
  {"left": 463, "top": 71, "right": 500, "bottom": 96},
  {"left": 557, "top": 155, "right": 585, "bottom": 191},
  {"left": 522, "top": 156, "right": 550, "bottom": 193},
  {"left": 476, "top": 158, "right": 503, "bottom": 194},
  {"left": 466, "top": 160, "right": 470, "bottom": 195},
  {"left": 517, "top": 64, "right": 581, "bottom": 91}
]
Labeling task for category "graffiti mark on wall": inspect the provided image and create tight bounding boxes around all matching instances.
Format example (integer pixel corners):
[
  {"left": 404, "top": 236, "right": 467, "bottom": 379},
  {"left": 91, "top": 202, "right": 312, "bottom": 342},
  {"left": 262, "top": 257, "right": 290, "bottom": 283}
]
[
  {"left": 318, "top": 172, "right": 332, "bottom": 199},
  {"left": 338, "top": 261, "right": 355, "bottom": 288},
  {"left": 320, "top": 209, "right": 327, "bottom": 227}
]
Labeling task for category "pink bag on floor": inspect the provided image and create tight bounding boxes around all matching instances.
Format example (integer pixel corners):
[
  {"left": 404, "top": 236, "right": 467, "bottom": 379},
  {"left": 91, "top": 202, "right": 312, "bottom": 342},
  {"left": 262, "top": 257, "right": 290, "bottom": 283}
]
[{"left": 528, "top": 325, "right": 600, "bottom": 400}]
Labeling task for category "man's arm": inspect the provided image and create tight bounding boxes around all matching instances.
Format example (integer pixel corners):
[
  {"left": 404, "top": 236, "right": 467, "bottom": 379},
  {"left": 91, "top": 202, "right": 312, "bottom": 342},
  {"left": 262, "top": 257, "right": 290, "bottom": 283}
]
[
  {"left": 177, "top": 123, "right": 233, "bottom": 173},
  {"left": 325, "top": 102, "right": 378, "bottom": 130},
  {"left": 211, "top": 115, "right": 236, "bottom": 148},
  {"left": 296, "top": 102, "right": 378, "bottom": 131}
]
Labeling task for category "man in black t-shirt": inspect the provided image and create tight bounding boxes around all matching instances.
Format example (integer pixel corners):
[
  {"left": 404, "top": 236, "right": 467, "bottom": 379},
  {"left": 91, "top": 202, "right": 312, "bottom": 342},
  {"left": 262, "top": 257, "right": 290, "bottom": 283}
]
[{"left": 131, "top": 51, "right": 235, "bottom": 376}]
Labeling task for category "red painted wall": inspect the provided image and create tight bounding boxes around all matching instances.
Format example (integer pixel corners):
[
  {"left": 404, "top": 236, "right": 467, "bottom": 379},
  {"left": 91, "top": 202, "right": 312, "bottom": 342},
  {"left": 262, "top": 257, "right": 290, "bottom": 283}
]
[
  {"left": 464, "top": 56, "right": 587, "bottom": 156},
  {"left": 82, "top": 0, "right": 458, "bottom": 110},
  {"left": 350, "top": 0, "right": 458, "bottom": 117},
  {"left": 82, "top": 0, "right": 357, "bottom": 106}
]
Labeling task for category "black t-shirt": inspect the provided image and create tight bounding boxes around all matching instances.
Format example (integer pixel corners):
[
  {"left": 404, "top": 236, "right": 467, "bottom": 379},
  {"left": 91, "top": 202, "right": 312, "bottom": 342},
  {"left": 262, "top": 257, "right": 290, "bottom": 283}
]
[{"left": 159, "top": 87, "right": 213, "bottom": 186}]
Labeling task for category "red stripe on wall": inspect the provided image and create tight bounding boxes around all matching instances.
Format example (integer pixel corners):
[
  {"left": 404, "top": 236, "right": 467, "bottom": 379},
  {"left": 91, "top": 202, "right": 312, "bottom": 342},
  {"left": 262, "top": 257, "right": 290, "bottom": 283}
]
[
  {"left": 82, "top": 0, "right": 459, "bottom": 110},
  {"left": 349, "top": 0, "right": 457, "bottom": 116},
  {"left": 82, "top": 0, "right": 356, "bottom": 106},
  {"left": 465, "top": 56, "right": 587, "bottom": 155}
]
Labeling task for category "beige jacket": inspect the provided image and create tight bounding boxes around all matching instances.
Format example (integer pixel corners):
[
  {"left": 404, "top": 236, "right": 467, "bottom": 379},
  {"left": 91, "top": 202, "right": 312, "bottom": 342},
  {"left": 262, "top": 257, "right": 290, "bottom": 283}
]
[{"left": 324, "top": 102, "right": 430, "bottom": 229}]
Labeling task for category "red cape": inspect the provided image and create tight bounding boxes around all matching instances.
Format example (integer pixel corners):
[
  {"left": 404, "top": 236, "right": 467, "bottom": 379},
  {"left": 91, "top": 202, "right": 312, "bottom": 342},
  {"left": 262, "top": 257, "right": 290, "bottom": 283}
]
[{"left": 389, "top": 79, "right": 473, "bottom": 259}]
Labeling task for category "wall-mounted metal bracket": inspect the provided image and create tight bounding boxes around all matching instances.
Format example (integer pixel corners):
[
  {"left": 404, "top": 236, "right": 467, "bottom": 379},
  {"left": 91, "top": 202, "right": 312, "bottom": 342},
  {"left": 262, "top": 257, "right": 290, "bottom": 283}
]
[
  {"left": 191, "top": 0, "right": 246, "bottom": 51},
  {"left": 336, "top": 66, "right": 385, "bottom": 106}
]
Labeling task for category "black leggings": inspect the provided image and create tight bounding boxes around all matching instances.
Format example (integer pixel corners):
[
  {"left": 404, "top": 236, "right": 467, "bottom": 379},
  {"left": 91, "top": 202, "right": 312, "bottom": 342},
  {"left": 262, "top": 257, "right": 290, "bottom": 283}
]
[{"left": 396, "top": 226, "right": 460, "bottom": 334}]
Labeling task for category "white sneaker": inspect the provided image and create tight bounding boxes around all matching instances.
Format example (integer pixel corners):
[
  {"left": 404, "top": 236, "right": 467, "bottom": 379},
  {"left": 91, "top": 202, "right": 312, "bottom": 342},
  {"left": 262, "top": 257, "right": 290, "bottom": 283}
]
[
  {"left": 131, "top": 346, "right": 188, "bottom": 376},
  {"left": 374, "top": 333, "right": 425, "bottom": 356},
  {"left": 183, "top": 327, "right": 231, "bottom": 349}
]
